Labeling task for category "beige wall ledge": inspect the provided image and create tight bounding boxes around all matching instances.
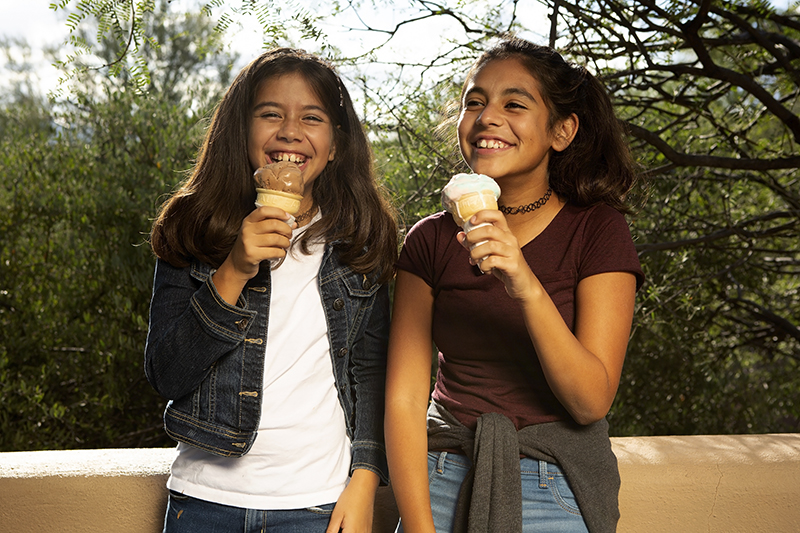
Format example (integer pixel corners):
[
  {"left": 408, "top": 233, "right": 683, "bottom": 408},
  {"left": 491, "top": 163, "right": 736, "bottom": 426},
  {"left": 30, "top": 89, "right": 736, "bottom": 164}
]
[
  {"left": 614, "top": 434, "right": 800, "bottom": 532},
  {"left": 1, "top": 434, "right": 799, "bottom": 532},
  {"left": 0, "top": 447, "right": 174, "bottom": 533}
]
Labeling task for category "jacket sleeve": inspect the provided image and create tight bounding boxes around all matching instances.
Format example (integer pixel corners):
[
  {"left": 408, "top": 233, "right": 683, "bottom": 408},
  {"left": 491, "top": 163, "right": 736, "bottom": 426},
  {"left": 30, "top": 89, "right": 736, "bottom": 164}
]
[
  {"left": 349, "top": 281, "right": 391, "bottom": 484},
  {"left": 144, "top": 259, "right": 257, "bottom": 399}
]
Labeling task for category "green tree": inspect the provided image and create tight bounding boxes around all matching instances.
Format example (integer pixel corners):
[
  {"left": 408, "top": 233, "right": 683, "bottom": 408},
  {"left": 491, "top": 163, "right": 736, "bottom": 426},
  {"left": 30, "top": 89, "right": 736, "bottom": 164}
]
[
  {"left": 0, "top": 4, "right": 236, "bottom": 450},
  {"left": 553, "top": 0, "right": 799, "bottom": 435},
  {"left": 356, "top": 0, "right": 800, "bottom": 435},
  {"left": 18, "top": 0, "right": 800, "bottom": 445}
]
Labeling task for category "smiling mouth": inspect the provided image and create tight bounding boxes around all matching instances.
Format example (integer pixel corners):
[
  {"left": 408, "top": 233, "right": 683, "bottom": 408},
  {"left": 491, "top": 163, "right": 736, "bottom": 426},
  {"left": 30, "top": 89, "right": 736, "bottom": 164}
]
[
  {"left": 476, "top": 139, "right": 509, "bottom": 149},
  {"left": 270, "top": 152, "right": 307, "bottom": 164}
]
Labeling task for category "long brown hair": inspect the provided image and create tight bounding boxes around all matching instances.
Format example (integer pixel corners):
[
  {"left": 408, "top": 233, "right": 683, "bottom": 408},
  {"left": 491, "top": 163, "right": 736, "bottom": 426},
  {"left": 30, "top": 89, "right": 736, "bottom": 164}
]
[
  {"left": 459, "top": 37, "right": 638, "bottom": 213},
  {"left": 150, "top": 48, "right": 397, "bottom": 281}
]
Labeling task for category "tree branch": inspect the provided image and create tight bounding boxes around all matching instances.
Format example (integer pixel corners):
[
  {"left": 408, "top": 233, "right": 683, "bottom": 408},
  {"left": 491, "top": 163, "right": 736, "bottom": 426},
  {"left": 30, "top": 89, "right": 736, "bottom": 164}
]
[{"left": 626, "top": 123, "right": 800, "bottom": 170}]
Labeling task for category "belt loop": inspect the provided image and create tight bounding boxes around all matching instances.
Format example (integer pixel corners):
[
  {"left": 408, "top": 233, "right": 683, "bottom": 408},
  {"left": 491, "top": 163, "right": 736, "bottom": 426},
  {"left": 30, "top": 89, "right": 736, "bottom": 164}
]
[
  {"left": 437, "top": 451, "right": 448, "bottom": 474},
  {"left": 538, "top": 460, "right": 548, "bottom": 489}
]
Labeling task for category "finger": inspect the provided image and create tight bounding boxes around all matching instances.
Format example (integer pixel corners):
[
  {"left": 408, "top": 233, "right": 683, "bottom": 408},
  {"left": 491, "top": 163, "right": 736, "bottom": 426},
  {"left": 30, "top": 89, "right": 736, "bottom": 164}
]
[
  {"left": 325, "top": 511, "right": 344, "bottom": 533},
  {"left": 456, "top": 233, "right": 480, "bottom": 266},
  {"left": 246, "top": 206, "right": 295, "bottom": 230},
  {"left": 471, "top": 241, "right": 523, "bottom": 279},
  {"left": 456, "top": 231, "right": 471, "bottom": 251},
  {"left": 469, "top": 235, "right": 510, "bottom": 262},
  {"left": 468, "top": 208, "right": 509, "bottom": 230},
  {"left": 234, "top": 229, "right": 293, "bottom": 267},
  {"left": 466, "top": 214, "right": 515, "bottom": 243},
  {"left": 243, "top": 217, "right": 295, "bottom": 241},
  {"left": 462, "top": 226, "right": 494, "bottom": 249},
  {"left": 252, "top": 233, "right": 293, "bottom": 252},
  {"left": 252, "top": 204, "right": 293, "bottom": 220},
  {"left": 257, "top": 220, "right": 295, "bottom": 239}
]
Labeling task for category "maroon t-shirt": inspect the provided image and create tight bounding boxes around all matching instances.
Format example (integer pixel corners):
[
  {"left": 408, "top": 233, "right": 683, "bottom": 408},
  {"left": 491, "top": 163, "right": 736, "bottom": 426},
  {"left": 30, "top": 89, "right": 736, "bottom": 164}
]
[{"left": 396, "top": 203, "right": 644, "bottom": 431}]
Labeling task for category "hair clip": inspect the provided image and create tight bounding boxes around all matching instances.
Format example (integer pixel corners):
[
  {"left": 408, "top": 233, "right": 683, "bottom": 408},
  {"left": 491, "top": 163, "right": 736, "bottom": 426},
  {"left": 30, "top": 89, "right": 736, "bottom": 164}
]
[{"left": 336, "top": 76, "right": 344, "bottom": 108}]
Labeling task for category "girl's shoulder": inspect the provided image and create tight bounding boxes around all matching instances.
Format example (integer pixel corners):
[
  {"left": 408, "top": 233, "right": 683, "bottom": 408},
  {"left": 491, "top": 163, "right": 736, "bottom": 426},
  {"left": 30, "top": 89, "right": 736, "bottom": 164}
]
[
  {"left": 561, "top": 201, "right": 626, "bottom": 222},
  {"left": 154, "top": 256, "right": 215, "bottom": 283},
  {"left": 556, "top": 203, "right": 643, "bottom": 288},
  {"left": 397, "top": 211, "right": 462, "bottom": 284},
  {"left": 550, "top": 202, "right": 633, "bottom": 239},
  {"left": 404, "top": 210, "right": 452, "bottom": 239},
  {"left": 402, "top": 210, "right": 462, "bottom": 256}
]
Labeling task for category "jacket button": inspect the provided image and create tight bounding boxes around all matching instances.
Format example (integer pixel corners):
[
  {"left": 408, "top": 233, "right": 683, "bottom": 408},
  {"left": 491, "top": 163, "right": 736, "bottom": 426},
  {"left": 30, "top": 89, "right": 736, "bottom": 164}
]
[
  {"left": 237, "top": 318, "right": 249, "bottom": 331},
  {"left": 333, "top": 298, "right": 345, "bottom": 311},
  {"left": 338, "top": 347, "right": 348, "bottom": 358},
  {"left": 362, "top": 277, "right": 372, "bottom": 290}
]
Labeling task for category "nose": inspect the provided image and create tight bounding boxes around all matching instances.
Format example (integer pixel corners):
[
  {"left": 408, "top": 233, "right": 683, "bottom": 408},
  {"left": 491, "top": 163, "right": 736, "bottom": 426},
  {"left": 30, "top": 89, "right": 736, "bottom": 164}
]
[
  {"left": 278, "top": 115, "right": 302, "bottom": 142},
  {"left": 476, "top": 102, "right": 502, "bottom": 127}
]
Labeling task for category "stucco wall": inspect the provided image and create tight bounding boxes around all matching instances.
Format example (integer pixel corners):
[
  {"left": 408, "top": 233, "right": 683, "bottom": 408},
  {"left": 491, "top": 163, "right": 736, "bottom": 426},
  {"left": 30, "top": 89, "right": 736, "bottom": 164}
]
[
  {"left": 613, "top": 434, "right": 800, "bottom": 532},
  {"left": 1, "top": 434, "right": 799, "bottom": 532}
]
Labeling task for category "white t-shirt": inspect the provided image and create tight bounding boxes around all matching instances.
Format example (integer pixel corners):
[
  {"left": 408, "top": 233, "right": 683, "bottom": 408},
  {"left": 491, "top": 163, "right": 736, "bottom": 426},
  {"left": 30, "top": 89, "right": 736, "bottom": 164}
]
[{"left": 168, "top": 219, "right": 351, "bottom": 509}]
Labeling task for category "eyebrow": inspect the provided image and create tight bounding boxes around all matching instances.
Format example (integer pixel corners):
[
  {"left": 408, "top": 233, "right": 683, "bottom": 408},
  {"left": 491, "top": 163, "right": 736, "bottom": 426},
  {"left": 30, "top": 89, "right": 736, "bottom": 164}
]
[{"left": 465, "top": 86, "right": 538, "bottom": 102}]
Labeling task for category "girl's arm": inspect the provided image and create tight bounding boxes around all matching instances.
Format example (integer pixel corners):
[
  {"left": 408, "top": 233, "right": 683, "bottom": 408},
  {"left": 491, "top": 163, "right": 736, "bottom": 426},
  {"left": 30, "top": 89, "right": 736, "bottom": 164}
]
[
  {"left": 385, "top": 270, "right": 438, "bottom": 533},
  {"left": 462, "top": 211, "right": 636, "bottom": 425},
  {"left": 144, "top": 257, "right": 255, "bottom": 399},
  {"left": 349, "top": 282, "right": 392, "bottom": 482},
  {"left": 326, "top": 468, "right": 380, "bottom": 533},
  {"left": 327, "top": 278, "right": 392, "bottom": 533},
  {"left": 144, "top": 206, "right": 293, "bottom": 399}
]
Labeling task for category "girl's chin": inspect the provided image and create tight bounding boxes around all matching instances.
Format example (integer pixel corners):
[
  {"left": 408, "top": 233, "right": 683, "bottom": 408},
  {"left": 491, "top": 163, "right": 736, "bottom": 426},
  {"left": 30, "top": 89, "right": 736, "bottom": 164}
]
[{"left": 466, "top": 164, "right": 506, "bottom": 179}]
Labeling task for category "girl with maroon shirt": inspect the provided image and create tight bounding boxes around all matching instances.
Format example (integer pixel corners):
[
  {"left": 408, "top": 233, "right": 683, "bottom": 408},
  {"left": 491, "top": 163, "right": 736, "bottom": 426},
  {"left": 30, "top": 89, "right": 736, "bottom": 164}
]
[{"left": 385, "top": 37, "right": 644, "bottom": 533}]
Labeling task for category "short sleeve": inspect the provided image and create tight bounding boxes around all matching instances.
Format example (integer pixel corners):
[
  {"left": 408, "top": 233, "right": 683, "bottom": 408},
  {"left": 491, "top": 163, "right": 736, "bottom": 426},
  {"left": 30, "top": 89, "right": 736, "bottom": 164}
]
[
  {"left": 579, "top": 206, "right": 644, "bottom": 290},
  {"left": 396, "top": 212, "right": 449, "bottom": 288}
]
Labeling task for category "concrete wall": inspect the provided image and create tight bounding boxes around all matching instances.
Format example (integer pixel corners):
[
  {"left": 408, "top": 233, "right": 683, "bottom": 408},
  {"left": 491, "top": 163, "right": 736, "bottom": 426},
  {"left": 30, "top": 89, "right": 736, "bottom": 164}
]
[{"left": 1, "top": 434, "right": 799, "bottom": 532}]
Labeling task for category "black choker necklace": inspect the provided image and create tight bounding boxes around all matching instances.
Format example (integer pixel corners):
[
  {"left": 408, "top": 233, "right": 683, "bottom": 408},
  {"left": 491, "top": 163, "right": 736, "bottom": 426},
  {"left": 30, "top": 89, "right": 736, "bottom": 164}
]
[{"left": 499, "top": 187, "right": 553, "bottom": 215}]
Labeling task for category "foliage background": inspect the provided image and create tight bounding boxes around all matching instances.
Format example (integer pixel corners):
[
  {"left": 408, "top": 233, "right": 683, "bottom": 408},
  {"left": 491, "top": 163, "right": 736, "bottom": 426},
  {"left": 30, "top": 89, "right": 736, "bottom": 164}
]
[{"left": 0, "top": 0, "right": 797, "bottom": 451}]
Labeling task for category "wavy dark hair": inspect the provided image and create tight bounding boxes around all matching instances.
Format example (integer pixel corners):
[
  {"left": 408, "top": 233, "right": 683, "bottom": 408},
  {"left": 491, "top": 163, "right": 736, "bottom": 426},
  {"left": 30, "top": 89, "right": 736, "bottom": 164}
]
[
  {"left": 150, "top": 48, "right": 397, "bottom": 281},
  {"left": 456, "top": 37, "right": 639, "bottom": 213}
]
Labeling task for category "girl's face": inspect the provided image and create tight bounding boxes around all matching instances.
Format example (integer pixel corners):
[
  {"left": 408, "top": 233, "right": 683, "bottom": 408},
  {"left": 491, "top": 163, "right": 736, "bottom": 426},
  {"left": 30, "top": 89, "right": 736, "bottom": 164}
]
[
  {"left": 248, "top": 72, "right": 336, "bottom": 196},
  {"left": 457, "top": 57, "right": 562, "bottom": 185}
]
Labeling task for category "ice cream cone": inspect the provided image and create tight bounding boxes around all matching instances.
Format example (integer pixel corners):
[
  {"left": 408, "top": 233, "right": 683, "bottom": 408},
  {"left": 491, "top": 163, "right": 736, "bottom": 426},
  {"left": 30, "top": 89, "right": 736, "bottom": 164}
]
[
  {"left": 441, "top": 173, "right": 501, "bottom": 231},
  {"left": 452, "top": 191, "right": 499, "bottom": 229},
  {"left": 253, "top": 161, "right": 304, "bottom": 214},
  {"left": 255, "top": 188, "right": 303, "bottom": 215},
  {"left": 441, "top": 173, "right": 501, "bottom": 270}
]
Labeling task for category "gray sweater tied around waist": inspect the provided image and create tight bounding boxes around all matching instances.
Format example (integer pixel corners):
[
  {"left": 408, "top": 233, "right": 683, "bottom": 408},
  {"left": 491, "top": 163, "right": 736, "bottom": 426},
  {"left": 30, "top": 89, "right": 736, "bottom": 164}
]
[{"left": 426, "top": 400, "right": 620, "bottom": 533}]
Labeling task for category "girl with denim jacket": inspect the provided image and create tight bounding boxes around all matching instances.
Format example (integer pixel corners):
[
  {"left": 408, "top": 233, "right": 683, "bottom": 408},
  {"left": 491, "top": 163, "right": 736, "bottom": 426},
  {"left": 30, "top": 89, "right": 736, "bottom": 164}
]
[
  {"left": 385, "top": 37, "right": 644, "bottom": 533},
  {"left": 145, "top": 48, "right": 397, "bottom": 533}
]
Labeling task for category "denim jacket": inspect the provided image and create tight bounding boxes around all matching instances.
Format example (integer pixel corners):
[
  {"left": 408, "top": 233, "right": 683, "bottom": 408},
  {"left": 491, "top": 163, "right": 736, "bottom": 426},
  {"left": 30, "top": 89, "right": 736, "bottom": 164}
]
[{"left": 144, "top": 245, "right": 390, "bottom": 483}]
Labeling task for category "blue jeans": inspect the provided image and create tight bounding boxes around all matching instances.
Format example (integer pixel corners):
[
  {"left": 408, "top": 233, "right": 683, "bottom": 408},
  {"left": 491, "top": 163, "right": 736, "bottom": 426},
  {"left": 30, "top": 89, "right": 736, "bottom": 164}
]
[
  {"left": 398, "top": 452, "right": 589, "bottom": 533},
  {"left": 163, "top": 491, "right": 335, "bottom": 533}
]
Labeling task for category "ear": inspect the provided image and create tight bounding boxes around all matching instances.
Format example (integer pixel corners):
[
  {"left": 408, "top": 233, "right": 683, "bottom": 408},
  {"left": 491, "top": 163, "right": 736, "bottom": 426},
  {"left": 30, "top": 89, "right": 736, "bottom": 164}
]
[{"left": 551, "top": 113, "right": 579, "bottom": 152}]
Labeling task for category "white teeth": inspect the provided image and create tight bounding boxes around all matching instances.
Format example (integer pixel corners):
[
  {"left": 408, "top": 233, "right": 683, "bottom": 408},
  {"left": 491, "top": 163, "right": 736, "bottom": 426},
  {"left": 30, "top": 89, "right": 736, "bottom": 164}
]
[
  {"left": 477, "top": 139, "right": 506, "bottom": 149},
  {"left": 273, "top": 153, "right": 305, "bottom": 164}
]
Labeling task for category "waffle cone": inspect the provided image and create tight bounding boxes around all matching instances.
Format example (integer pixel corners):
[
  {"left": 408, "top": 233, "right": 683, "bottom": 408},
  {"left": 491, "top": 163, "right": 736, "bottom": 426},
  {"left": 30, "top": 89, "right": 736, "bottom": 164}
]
[
  {"left": 255, "top": 189, "right": 303, "bottom": 214},
  {"left": 451, "top": 191, "right": 499, "bottom": 227}
]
